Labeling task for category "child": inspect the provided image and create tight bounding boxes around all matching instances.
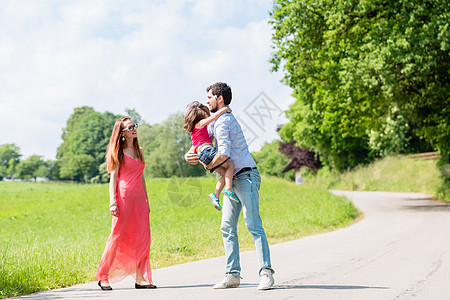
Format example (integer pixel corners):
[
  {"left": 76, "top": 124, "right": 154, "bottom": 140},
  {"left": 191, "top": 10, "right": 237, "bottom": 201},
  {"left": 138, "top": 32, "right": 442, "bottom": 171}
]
[{"left": 183, "top": 101, "right": 239, "bottom": 211}]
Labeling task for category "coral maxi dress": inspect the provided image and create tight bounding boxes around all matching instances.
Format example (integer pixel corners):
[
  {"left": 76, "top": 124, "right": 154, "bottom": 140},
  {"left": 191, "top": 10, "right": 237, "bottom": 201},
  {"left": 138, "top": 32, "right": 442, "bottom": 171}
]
[{"left": 95, "top": 154, "right": 153, "bottom": 284}]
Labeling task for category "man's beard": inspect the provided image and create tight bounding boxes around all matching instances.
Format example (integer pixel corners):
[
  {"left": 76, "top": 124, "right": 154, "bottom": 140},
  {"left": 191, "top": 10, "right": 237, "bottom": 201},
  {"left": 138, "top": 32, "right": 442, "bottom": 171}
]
[{"left": 210, "top": 105, "right": 218, "bottom": 113}]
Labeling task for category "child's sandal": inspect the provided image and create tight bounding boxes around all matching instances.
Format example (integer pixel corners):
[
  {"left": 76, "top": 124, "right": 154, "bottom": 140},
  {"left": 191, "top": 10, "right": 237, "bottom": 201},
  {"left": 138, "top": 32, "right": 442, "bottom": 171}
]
[
  {"left": 223, "top": 189, "right": 239, "bottom": 203},
  {"left": 208, "top": 193, "right": 222, "bottom": 211}
]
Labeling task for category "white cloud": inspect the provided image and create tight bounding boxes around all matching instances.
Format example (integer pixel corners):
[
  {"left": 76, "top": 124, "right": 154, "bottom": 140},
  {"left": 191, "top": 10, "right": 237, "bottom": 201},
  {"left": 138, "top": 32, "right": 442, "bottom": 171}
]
[{"left": 0, "top": 0, "right": 293, "bottom": 160}]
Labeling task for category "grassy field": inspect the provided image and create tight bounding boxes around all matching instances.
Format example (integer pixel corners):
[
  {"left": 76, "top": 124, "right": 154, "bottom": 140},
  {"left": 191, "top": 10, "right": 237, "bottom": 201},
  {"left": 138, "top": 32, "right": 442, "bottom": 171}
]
[
  {"left": 303, "top": 155, "right": 447, "bottom": 200},
  {"left": 0, "top": 176, "right": 358, "bottom": 298}
]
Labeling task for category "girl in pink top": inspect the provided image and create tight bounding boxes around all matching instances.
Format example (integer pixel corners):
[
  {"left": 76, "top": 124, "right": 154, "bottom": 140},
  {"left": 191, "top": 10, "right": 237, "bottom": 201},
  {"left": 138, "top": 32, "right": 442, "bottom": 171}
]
[{"left": 183, "top": 101, "right": 239, "bottom": 210}]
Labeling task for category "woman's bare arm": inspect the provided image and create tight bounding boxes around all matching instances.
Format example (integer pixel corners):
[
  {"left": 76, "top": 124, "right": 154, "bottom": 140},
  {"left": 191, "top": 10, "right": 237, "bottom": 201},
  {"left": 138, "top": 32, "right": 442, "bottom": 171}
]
[
  {"left": 141, "top": 150, "right": 150, "bottom": 211},
  {"left": 109, "top": 165, "right": 119, "bottom": 217}
]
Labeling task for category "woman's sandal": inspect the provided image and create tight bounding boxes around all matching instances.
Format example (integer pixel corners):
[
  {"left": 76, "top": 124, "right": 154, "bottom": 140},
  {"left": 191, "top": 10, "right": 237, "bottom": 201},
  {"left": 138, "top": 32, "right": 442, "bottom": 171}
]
[
  {"left": 98, "top": 281, "right": 113, "bottom": 291},
  {"left": 135, "top": 282, "right": 157, "bottom": 289},
  {"left": 223, "top": 189, "right": 239, "bottom": 203}
]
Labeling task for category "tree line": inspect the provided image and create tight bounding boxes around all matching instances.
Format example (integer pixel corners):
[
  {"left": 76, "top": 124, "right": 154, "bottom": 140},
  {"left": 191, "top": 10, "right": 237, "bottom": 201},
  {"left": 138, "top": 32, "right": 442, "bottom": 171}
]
[
  {"left": 0, "top": 106, "right": 205, "bottom": 182},
  {"left": 0, "top": 104, "right": 301, "bottom": 183}
]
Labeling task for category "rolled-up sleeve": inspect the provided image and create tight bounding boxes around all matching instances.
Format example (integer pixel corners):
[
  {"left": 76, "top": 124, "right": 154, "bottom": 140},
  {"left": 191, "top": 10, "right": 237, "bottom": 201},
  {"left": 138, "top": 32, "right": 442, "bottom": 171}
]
[
  {"left": 207, "top": 123, "right": 214, "bottom": 138},
  {"left": 215, "top": 118, "right": 231, "bottom": 157}
]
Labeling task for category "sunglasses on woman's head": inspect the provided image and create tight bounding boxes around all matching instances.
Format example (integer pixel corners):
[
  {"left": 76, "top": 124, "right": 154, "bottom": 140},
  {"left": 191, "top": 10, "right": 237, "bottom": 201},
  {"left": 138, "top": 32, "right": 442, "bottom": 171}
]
[{"left": 122, "top": 124, "right": 138, "bottom": 131}]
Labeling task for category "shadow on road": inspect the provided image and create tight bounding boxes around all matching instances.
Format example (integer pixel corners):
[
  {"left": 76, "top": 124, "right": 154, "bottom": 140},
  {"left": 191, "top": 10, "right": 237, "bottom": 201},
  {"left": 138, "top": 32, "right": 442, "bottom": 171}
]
[
  {"left": 156, "top": 283, "right": 257, "bottom": 289},
  {"left": 15, "top": 288, "right": 112, "bottom": 300},
  {"left": 274, "top": 284, "right": 389, "bottom": 290},
  {"left": 396, "top": 195, "right": 450, "bottom": 211},
  {"left": 400, "top": 204, "right": 450, "bottom": 211},
  {"left": 15, "top": 283, "right": 261, "bottom": 299}
]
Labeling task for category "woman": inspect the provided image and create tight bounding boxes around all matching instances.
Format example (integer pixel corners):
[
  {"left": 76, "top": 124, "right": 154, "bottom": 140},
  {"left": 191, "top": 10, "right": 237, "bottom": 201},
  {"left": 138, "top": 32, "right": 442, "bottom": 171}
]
[{"left": 95, "top": 116, "right": 156, "bottom": 290}]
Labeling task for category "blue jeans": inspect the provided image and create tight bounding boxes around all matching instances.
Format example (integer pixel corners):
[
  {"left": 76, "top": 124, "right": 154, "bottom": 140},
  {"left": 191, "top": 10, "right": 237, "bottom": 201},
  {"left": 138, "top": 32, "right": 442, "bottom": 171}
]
[{"left": 221, "top": 169, "right": 274, "bottom": 276}]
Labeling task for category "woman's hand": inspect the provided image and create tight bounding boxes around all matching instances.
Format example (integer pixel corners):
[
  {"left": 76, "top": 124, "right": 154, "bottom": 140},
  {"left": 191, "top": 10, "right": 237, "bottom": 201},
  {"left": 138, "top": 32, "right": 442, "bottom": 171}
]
[{"left": 110, "top": 203, "right": 119, "bottom": 217}]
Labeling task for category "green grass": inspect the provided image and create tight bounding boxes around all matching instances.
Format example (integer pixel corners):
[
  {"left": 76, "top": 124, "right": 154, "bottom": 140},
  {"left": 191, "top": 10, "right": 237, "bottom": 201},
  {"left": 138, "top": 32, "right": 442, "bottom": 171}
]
[
  {"left": 303, "top": 155, "right": 447, "bottom": 200},
  {"left": 0, "top": 176, "right": 358, "bottom": 298}
]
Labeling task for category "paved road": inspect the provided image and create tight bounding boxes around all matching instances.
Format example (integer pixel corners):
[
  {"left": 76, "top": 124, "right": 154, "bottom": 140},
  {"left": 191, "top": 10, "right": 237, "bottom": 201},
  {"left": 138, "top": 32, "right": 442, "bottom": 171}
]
[{"left": 13, "top": 191, "right": 450, "bottom": 300}]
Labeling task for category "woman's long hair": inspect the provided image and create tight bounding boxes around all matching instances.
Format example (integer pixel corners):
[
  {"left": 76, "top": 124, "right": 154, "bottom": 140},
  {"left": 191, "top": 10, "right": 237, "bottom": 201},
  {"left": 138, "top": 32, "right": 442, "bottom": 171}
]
[
  {"left": 106, "top": 116, "right": 144, "bottom": 173},
  {"left": 183, "top": 101, "right": 210, "bottom": 132}
]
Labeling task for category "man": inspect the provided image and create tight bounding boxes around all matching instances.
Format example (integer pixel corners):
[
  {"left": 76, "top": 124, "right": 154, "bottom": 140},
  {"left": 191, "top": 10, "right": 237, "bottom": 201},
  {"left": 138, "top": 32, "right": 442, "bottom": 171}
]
[{"left": 184, "top": 82, "right": 275, "bottom": 290}]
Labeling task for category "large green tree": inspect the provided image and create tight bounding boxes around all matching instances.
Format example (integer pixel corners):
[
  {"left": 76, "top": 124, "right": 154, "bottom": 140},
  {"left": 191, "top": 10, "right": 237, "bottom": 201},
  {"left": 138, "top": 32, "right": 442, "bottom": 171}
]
[
  {"left": 270, "top": 0, "right": 449, "bottom": 174},
  {"left": 57, "top": 106, "right": 120, "bottom": 181}
]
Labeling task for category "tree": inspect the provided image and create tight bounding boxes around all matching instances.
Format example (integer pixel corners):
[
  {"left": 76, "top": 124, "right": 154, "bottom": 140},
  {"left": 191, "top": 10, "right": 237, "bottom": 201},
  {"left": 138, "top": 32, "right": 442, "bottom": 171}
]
[
  {"left": 0, "top": 165, "right": 6, "bottom": 180},
  {"left": 57, "top": 106, "right": 120, "bottom": 181},
  {"left": 46, "top": 160, "right": 61, "bottom": 180},
  {"left": 15, "top": 155, "right": 45, "bottom": 180},
  {"left": 125, "top": 108, "right": 144, "bottom": 125},
  {"left": 252, "top": 140, "right": 295, "bottom": 181},
  {"left": 90, "top": 162, "right": 110, "bottom": 183},
  {"left": 7, "top": 159, "right": 17, "bottom": 178},
  {"left": 0, "top": 144, "right": 21, "bottom": 178},
  {"left": 279, "top": 140, "right": 321, "bottom": 174},
  {"left": 34, "top": 165, "right": 50, "bottom": 179},
  {"left": 59, "top": 154, "right": 96, "bottom": 181},
  {"left": 138, "top": 122, "right": 164, "bottom": 154},
  {"left": 270, "top": 0, "right": 449, "bottom": 173}
]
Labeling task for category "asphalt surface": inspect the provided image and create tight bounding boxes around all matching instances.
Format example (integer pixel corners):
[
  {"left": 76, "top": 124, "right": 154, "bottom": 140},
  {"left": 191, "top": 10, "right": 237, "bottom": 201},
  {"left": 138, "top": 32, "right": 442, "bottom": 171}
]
[{"left": 12, "top": 191, "right": 450, "bottom": 300}]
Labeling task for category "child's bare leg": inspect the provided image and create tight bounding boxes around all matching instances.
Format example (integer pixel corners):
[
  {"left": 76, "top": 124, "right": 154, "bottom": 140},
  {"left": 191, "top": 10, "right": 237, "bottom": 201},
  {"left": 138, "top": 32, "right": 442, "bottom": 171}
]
[
  {"left": 215, "top": 161, "right": 239, "bottom": 202},
  {"left": 223, "top": 161, "right": 234, "bottom": 191},
  {"left": 214, "top": 175, "right": 225, "bottom": 199},
  {"left": 215, "top": 160, "right": 235, "bottom": 192}
]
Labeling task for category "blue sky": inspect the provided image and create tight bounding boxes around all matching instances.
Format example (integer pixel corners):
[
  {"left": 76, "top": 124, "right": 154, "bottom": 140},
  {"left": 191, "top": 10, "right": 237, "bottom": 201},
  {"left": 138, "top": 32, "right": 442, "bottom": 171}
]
[{"left": 0, "top": 0, "right": 293, "bottom": 160}]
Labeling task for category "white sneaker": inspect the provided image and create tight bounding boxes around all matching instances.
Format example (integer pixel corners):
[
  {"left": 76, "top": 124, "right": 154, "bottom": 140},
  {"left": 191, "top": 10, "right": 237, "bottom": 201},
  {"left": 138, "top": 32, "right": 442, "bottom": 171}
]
[
  {"left": 213, "top": 273, "right": 240, "bottom": 289},
  {"left": 258, "top": 268, "right": 274, "bottom": 290}
]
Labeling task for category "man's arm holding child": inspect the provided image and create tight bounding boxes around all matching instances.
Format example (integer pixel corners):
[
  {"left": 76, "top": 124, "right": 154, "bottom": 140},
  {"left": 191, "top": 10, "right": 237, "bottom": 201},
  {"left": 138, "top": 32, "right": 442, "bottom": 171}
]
[{"left": 203, "top": 117, "right": 231, "bottom": 170}]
